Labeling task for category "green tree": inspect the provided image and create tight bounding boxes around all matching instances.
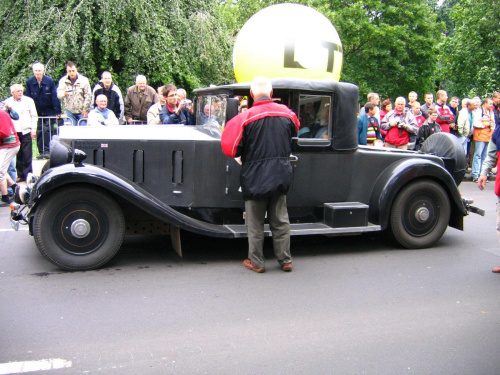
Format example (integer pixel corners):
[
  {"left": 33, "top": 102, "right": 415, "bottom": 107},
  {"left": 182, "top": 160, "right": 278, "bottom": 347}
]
[
  {"left": 220, "top": 0, "right": 443, "bottom": 102},
  {"left": 0, "top": 0, "right": 234, "bottom": 98},
  {"left": 438, "top": 0, "right": 500, "bottom": 97},
  {"left": 320, "top": 0, "right": 443, "bottom": 101}
]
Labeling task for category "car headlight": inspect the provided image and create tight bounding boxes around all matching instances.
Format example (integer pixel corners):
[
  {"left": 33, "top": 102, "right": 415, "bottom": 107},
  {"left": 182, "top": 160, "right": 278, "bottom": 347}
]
[{"left": 15, "top": 172, "right": 38, "bottom": 204}]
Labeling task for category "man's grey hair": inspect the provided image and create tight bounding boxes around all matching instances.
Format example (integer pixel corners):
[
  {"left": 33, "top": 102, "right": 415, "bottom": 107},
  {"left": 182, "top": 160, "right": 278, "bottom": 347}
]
[
  {"left": 367, "top": 92, "right": 379, "bottom": 101},
  {"left": 135, "top": 75, "right": 147, "bottom": 84},
  {"left": 250, "top": 76, "right": 272, "bottom": 98},
  {"left": 32, "top": 62, "right": 44, "bottom": 72},
  {"left": 395, "top": 96, "right": 406, "bottom": 105},
  {"left": 10, "top": 84, "right": 23, "bottom": 93},
  {"left": 96, "top": 94, "right": 108, "bottom": 102}
]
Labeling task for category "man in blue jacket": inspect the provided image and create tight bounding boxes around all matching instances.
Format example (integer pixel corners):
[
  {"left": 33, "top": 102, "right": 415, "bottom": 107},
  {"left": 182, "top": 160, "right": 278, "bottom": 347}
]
[{"left": 25, "top": 62, "right": 61, "bottom": 159}]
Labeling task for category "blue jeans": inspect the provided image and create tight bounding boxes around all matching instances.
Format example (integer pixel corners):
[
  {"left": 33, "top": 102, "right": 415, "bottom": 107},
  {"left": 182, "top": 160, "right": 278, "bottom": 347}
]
[
  {"left": 66, "top": 110, "right": 87, "bottom": 126},
  {"left": 7, "top": 158, "right": 16, "bottom": 195},
  {"left": 458, "top": 136, "right": 468, "bottom": 154},
  {"left": 472, "top": 140, "right": 488, "bottom": 179}
]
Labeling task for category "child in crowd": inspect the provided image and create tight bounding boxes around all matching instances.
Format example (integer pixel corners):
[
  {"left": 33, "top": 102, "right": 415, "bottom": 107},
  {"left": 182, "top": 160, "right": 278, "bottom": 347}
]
[
  {"left": 357, "top": 102, "right": 381, "bottom": 146},
  {"left": 417, "top": 107, "right": 441, "bottom": 149}
]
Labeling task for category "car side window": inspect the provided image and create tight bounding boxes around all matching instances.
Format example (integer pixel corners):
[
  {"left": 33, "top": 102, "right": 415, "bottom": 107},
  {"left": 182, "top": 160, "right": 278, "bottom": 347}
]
[{"left": 297, "top": 95, "right": 331, "bottom": 139}]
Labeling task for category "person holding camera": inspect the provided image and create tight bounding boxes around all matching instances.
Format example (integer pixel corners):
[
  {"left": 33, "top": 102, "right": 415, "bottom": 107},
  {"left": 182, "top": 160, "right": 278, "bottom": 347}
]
[
  {"left": 177, "top": 88, "right": 195, "bottom": 125},
  {"left": 381, "top": 96, "right": 418, "bottom": 150},
  {"left": 159, "top": 84, "right": 190, "bottom": 125}
]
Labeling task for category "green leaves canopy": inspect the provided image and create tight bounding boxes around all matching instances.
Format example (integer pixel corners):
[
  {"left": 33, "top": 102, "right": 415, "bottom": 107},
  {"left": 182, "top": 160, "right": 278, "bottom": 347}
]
[
  {"left": 0, "top": 0, "right": 498, "bottom": 102},
  {"left": 439, "top": 0, "right": 500, "bottom": 97},
  {"left": 0, "top": 0, "right": 234, "bottom": 95}
]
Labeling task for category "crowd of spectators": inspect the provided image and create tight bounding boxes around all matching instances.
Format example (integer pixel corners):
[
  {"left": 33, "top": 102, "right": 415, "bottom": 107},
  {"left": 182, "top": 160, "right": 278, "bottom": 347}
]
[
  {"left": 357, "top": 90, "right": 500, "bottom": 181},
  {"left": 0, "top": 61, "right": 207, "bottom": 205}
]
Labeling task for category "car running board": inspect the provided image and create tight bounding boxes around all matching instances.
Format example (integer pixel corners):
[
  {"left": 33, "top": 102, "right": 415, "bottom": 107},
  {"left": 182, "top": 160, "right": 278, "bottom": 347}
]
[{"left": 224, "top": 222, "right": 381, "bottom": 238}]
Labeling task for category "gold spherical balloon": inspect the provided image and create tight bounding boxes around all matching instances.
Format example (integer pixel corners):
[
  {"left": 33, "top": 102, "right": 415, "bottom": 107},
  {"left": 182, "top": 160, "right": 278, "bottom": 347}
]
[{"left": 233, "top": 3, "right": 343, "bottom": 82}]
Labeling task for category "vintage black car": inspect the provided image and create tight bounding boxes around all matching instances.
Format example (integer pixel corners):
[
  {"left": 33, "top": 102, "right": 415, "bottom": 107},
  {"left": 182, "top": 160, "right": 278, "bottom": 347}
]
[{"left": 11, "top": 78, "right": 480, "bottom": 270}]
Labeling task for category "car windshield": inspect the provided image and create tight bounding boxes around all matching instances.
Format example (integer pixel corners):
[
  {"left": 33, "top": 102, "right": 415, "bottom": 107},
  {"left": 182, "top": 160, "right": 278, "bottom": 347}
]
[{"left": 196, "top": 95, "right": 227, "bottom": 131}]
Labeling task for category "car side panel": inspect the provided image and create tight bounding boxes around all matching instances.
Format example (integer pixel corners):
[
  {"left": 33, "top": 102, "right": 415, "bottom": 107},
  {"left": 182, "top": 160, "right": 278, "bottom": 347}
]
[{"left": 29, "top": 164, "right": 235, "bottom": 238}]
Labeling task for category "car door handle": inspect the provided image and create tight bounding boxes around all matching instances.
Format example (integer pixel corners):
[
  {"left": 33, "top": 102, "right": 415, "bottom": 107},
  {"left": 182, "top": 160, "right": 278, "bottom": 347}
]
[{"left": 290, "top": 154, "right": 299, "bottom": 162}]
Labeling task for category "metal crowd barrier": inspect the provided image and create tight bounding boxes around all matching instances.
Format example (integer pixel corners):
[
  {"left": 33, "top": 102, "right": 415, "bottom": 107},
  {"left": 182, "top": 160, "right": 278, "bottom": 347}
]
[
  {"left": 76, "top": 118, "right": 88, "bottom": 126},
  {"left": 37, "top": 115, "right": 73, "bottom": 158},
  {"left": 128, "top": 120, "right": 147, "bottom": 125}
]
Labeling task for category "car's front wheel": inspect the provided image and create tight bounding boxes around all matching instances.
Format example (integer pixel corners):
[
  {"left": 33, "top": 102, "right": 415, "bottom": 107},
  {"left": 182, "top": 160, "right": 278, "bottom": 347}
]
[
  {"left": 390, "top": 179, "right": 450, "bottom": 249},
  {"left": 33, "top": 187, "right": 125, "bottom": 271}
]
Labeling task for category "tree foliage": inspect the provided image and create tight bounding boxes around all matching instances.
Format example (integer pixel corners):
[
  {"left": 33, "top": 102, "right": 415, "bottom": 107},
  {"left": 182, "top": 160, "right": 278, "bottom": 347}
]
[
  {"left": 0, "top": 0, "right": 234, "bottom": 97},
  {"left": 314, "top": 0, "right": 443, "bottom": 101},
  {"left": 438, "top": 0, "right": 500, "bottom": 97},
  {"left": 0, "top": 0, "right": 499, "bottom": 103},
  {"left": 220, "top": 0, "right": 443, "bottom": 101}
]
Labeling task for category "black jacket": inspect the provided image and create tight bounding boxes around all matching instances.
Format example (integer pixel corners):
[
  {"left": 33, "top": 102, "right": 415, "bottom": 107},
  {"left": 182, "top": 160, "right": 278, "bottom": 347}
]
[
  {"left": 91, "top": 81, "right": 124, "bottom": 120},
  {"left": 221, "top": 97, "right": 300, "bottom": 200}
]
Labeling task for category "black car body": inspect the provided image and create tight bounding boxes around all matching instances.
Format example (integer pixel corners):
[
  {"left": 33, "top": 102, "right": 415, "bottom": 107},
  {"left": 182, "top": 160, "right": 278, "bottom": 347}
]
[{"left": 11, "top": 78, "right": 477, "bottom": 270}]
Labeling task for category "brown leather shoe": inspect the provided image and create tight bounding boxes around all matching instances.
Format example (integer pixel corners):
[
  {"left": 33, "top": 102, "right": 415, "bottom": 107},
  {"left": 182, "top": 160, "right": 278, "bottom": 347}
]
[
  {"left": 492, "top": 266, "right": 500, "bottom": 273},
  {"left": 243, "top": 259, "right": 265, "bottom": 273},
  {"left": 282, "top": 262, "right": 293, "bottom": 272}
]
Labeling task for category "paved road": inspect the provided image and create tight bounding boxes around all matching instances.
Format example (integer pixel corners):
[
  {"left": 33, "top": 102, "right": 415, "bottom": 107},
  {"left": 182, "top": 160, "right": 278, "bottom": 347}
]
[{"left": 0, "top": 180, "right": 499, "bottom": 374}]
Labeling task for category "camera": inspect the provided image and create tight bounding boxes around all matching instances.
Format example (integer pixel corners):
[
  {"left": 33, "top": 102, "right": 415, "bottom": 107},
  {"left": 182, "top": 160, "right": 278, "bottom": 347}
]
[{"left": 397, "top": 122, "right": 405, "bottom": 129}]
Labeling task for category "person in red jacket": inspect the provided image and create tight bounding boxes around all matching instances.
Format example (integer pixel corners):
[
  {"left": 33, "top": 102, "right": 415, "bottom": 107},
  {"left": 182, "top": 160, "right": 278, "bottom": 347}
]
[
  {"left": 0, "top": 109, "right": 20, "bottom": 206},
  {"left": 221, "top": 77, "right": 300, "bottom": 273},
  {"left": 435, "top": 90, "right": 455, "bottom": 133},
  {"left": 381, "top": 97, "right": 418, "bottom": 150}
]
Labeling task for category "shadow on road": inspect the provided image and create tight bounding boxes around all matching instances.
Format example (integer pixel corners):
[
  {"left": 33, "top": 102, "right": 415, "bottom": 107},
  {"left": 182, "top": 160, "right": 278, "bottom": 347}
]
[{"left": 108, "top": 230, "right": 406, "bottom": 269}]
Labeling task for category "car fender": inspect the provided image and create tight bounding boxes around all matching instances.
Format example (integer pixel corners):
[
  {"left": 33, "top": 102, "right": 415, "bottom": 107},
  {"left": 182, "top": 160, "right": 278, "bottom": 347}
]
[
  {"left": 368, "top": 158, "right": 467, "bottom": 230},
  {"left": 29, "top": 163, "right": 235, "bottom": 238}
]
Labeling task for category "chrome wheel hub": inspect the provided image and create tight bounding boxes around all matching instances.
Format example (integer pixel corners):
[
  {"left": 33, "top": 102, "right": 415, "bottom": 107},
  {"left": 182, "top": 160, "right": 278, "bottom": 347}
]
[
  {"left": 70, "top": 219, "right": 91, "bottom": 238},
  {"left": 415, "top": 207, "right": 430, "bottom": 223}
]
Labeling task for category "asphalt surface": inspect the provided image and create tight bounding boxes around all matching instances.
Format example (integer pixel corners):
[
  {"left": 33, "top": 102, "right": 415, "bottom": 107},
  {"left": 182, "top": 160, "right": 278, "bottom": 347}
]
[{"left": 0, "top": 179, "right": 499, "bottom": 374}]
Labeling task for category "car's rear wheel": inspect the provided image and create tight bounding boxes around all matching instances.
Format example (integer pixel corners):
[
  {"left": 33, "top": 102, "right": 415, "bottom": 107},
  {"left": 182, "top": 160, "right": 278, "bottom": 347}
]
[
  {"left": 390, "top": 179, "right": 450, "bottom": 248},
  {"left": 33, "top": 187, "right": 125, "bottom": 271}
]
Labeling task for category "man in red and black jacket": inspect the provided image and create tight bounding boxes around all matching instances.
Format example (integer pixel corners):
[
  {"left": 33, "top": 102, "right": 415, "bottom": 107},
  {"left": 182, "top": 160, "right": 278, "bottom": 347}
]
[
  {"left": 221, "top": 77, "right": 300, "bottom": 273},
  {"left": 435, "top": 90, "right": 455, "bottom": 133}
]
